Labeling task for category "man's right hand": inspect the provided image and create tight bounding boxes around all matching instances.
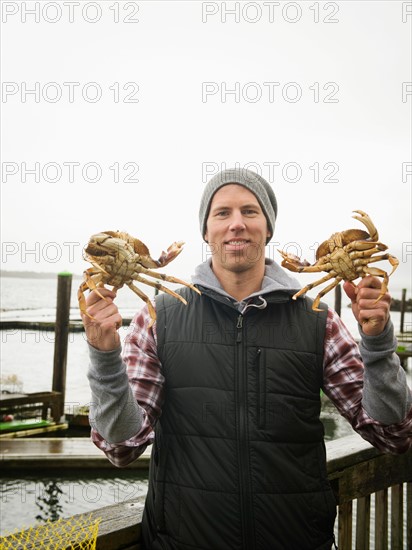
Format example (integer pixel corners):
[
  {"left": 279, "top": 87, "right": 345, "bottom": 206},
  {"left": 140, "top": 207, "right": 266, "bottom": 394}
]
[{"left": 81, "top": 287, "right": 122, "bottom": 351}]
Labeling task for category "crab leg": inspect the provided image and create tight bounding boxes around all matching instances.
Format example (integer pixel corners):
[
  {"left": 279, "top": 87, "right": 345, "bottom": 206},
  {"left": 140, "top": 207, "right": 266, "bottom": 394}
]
[
  {"left": 127, "top": 283, "right": 157, "bottom": 326},
  {"left": 353, "top": 253, "right": 399, "bottom": 276},
  {"left": 78, "top": 281, "right": 89, "bottom": 317},
  {"left": 359, "top": 266, "right": 390, "bottom": 303},
  {"left": 292, "top": 272, "right": 336, "bottom": 301},
  {"left": 278, "top": 252, "right": 332, "bottom": 273},
  {"left": 349, "top": 247, "right": 388, "bottom": 259},
  {"left": 345, "top": 242, "right": 387, "bottom": 253},
  {"left": 131, "top": 266, "right": 201, "bottom": 296},
  {"left": 290, "top": 262, "right": 332, "bottom": 274},
  {"left": 312, "top": 277, "right": 343, "bottom": 312},
  {"left": 78, "top": 270, "right": 111, "bottom": 319},
  {"left": 132, "top": 274, "right": 189, "bottom": 305}
]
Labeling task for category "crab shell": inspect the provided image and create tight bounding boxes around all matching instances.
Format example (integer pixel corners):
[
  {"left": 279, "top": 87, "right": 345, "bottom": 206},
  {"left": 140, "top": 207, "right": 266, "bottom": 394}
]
[{"left": 316, "top": 229, "right": 371, "bottom": 259}]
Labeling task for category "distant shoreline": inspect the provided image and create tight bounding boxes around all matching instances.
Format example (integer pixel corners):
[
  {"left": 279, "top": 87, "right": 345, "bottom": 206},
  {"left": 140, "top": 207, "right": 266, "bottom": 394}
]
[
  {"left": 389, "top": 298, "right": 412, "bottom": 312},
  {"left": 0, "top": 270, "right": 82, "bottom": 280},
  {"left": 1, "top": 271, "right": 410, "bottom": 311}
]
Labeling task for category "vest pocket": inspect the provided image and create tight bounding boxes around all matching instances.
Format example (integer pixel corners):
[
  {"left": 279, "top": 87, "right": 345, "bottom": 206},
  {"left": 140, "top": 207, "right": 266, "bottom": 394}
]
[{"left": 255, "top": 347, "right": 266, "bottom": 429}]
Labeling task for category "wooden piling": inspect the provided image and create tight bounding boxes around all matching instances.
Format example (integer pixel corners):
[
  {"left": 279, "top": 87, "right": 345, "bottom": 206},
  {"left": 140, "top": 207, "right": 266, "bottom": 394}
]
[
  {"left": 52, "top": 272, "right": 72, "bottom": 421},
  {"left": 400, "top": 288, "right": 406, "bottom": 334},
  {"left": 334, "top": 284, "right": 342, "bottom": 317}
]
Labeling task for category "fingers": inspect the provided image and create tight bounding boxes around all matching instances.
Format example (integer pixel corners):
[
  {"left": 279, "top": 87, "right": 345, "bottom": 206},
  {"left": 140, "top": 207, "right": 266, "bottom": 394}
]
[
  {"left": 85, "top": 287, "right": 116, "bottom": 307},
  {"left": 351, "top": 276, "right": 390, "bottom": 336},
  {"left": 356, "top": 276, "right": 391, "bottom": 306},
  {"left": 81, "top": 288, "right": 123, "bottom": 351},
  {"left": 85, "top": 316, "right": 122, "bottom": 351},
  {"left": 342, "top": 281, "right": 357, "bottom": 302},
  {"left": 356, "top": 275, "right": 386, "bottom": 292},
  {"left": 345, "top": 276, "right": 391, "bottom": 304},
  {"left": 86, "top": 295, "right": 117, "bottom": 319},
  {"left": 82, "top": 288, "right": 116, "bottom": 320}
]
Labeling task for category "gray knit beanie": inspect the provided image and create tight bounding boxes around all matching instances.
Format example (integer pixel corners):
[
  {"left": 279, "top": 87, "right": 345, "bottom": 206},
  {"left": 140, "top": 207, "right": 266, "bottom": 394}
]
[{"left": 199, "top": 168, "right": 277, "bottom": 244}]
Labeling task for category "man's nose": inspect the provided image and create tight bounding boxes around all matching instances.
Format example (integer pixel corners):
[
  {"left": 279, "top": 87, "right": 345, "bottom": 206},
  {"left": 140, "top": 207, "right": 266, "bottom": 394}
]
[{"left": 229, "top": 211, "right": 246, "bottom": 231}]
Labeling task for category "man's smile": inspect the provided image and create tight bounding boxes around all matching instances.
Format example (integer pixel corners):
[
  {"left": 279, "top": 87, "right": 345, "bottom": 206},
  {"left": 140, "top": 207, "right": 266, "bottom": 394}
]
[{"left": 224, "top": 239, "right": 250, "bottom": 250}]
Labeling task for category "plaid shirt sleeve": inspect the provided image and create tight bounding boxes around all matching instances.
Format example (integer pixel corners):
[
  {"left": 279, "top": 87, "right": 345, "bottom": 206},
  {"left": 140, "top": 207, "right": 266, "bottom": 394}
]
[
  {"left": 90, "top": 302, "right": 163, "bottom": 467},
  {"left": 323, "top": 308, "right": 412, "bottom": 454}
]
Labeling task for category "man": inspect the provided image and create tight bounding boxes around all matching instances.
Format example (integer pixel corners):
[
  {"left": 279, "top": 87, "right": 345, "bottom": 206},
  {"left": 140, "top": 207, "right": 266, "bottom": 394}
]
[{"left": 83, "top": 169, "right": 412, "bottom": 550}]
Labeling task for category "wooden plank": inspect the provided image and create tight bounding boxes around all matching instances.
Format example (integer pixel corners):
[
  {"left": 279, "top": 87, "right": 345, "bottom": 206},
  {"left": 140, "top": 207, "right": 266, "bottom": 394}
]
[
  {"left": 1, "top": 434, "right": 411, "bottom": 550},
  {"left": 0, "top": 496, "right": 145, "bottom": 549},
  {"left": 375, "top": 489, "right": 388, "bottom": 550},
  {"left": 390, "top": 484, "right": 403, "bottom": 549},
  {"left": 338, "top": 501, "right": 352, "bottom": 550},
  {"left": 93, "top": 498, "right": 144, "bottom": 550},
  {"left": 0, "top": 319, "right": 131, "bottom": 332},
  {"left": 0, "top": 391, "right": 63, "bottom": 405},
  {"left": 326, "top": 433, "right": 381, "bottom": 474},
  {"left": 0, "top": 428, "right": 373, "bottom": 469},
  {"left": 407, "top": 483, "right": 412, "bottom": 549},
  {"left": 356, "top": 495, "right": 370, "bottom": 550},
  {"left": 0, "top": 391, "right": 64, "bottom": 423},
  {"left": 0, "top": 437, "right": 151, "bottom": 470},
  {"left": 0, "top": 423, "right": 68, "bottom": 439},
  {"left": 331, "top": 451, "right": 412, "bottom": 504}
]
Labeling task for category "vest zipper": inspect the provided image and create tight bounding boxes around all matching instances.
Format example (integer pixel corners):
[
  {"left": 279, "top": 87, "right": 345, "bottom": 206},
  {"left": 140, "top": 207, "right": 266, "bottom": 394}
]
[{"left": 235, "top": 313, "right": 255, "bottom": 549}]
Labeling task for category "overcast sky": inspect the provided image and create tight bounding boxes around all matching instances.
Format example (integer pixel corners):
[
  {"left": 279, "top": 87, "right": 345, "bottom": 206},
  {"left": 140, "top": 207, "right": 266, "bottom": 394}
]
[{"left": 1, "top": 1, "right": 411, "bottom": 295}]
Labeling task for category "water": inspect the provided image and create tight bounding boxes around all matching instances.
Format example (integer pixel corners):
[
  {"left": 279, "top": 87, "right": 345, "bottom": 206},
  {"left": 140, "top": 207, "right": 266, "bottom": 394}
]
[
  {"left": 0, "top": 275, "right": 155, "bottom": 406},
  {"left": 1, "top": 275, "right": 411, "bottom": 538},
  {"left": 0, "top": 276, "right": 154, "bottom": 537},
  {"left": 1, "top": 275, "right": 410, "bottom": 405},
  {"left": 0, "top": 472, "right": 148, "bottom": 537}
]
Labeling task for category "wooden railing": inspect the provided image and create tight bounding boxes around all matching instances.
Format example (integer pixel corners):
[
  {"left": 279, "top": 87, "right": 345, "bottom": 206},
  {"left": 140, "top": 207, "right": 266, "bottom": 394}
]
[
  {"left": 0, "top": 391, "right": 64, "bottom": 425},
  {"left": 2, "top": 434, "right": 411, "bottom": 549},
  {"left": 327, "top": 435, "right": 412, "bottom": 550}
]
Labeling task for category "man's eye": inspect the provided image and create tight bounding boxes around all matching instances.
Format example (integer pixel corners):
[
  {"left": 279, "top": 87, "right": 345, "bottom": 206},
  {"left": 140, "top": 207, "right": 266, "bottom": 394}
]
[
  {"left": 216, "top": 211, "right": 228, "bottom": 217},
  {"left": 243, "top": 209, "right": 257, "bottom": 215}
]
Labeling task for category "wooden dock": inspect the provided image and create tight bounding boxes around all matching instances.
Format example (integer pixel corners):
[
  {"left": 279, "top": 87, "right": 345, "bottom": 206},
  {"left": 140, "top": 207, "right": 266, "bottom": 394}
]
[
  {"left": 0, "top": 318, "right": 132, "bottom": 332},
  {"left": 1, "top": 434, "right": 410, "bottom": 550},
  {"left": 0, "top": 437, "right": 151, "bottom": 470}
]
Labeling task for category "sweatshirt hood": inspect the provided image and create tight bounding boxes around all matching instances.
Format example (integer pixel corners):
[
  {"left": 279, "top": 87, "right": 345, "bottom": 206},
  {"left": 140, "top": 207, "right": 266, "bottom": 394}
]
[{"left": 192, "top": 258, "right": 302, "bottom": 304}]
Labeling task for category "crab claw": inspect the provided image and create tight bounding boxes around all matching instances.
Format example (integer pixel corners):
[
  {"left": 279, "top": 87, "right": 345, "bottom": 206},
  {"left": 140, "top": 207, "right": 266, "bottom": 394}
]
[
  {"left": 352, "top": 210, "right": 379, "bottom": 241},
  {"left": 156, "top": 241, "right": 185, "bottom": 267},
  {"left": 278, "top": 249, "right": 311, "bottom": 272}
]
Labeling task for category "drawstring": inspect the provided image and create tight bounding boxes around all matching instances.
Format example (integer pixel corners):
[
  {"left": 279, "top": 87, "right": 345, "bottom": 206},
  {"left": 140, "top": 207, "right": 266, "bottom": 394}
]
[{"left": 240, "top": 296, "right": 267, "bottom": 315}]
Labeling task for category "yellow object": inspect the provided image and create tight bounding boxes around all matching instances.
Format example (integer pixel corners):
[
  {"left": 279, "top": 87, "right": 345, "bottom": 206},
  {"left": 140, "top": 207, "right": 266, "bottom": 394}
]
[{"left": 1, "top": 515, "right": 100, "bottom": 549}]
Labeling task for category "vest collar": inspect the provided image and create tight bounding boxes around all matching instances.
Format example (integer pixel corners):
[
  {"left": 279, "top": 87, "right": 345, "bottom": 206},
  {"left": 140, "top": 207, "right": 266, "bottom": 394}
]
[
  {"left": 193, "top": 258, "right": 301, "bottom": 294},
  {"left": 196, "top": 285, "right": 296, "bottom": 315}
]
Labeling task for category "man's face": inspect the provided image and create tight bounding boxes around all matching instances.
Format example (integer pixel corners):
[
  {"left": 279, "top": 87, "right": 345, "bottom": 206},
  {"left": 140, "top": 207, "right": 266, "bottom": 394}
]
[{"left": 205, "top": 184, "right": 270, "bottom": 275}]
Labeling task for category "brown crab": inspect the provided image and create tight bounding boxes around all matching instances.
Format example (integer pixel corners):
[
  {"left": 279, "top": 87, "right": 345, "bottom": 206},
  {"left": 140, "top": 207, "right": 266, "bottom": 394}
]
[
  {"left": 78, "top": 231, "right": 201, "bottom": 326},
  {"left": 278, "top": 210, "right": 399, "bottom": 311}
]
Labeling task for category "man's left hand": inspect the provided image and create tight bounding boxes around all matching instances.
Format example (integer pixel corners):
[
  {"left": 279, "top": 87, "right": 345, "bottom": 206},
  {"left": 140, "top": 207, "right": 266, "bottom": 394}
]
[{"left": 343, "top": 276, "right": 391, "bottom": 337}]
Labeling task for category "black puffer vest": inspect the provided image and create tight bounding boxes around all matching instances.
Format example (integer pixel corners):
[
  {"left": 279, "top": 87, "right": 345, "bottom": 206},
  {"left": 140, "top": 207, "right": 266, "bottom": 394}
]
[{"left": 142, "top": 287, "right": 336, "bottom": 550}]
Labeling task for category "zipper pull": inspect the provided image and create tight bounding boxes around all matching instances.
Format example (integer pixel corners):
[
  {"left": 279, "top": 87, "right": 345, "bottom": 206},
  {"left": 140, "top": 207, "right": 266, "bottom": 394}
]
[
  {"left": 255, "top": 348, "right": 261, "bottom": 367},
  {"left": 236, "top": 314, "right": 243, "bottom": 342}
]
